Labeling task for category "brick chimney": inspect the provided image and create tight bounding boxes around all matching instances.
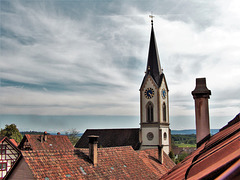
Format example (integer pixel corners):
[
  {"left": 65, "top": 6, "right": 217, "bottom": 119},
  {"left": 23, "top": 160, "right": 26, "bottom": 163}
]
[
  {"left": 40, "top": 131, "right": 48, "bottom": 143},
  {"left": 192, "top": 78, "right": 211, "bottom": 147},
  {"left": 158, "top": 145, "right": 164, "bottom": 164},
  {"left": 44, "top": 131, "right": 47, "bottom": 142},
  {"left": 88, "top": 135, "right": 99, "bottom": 167}
]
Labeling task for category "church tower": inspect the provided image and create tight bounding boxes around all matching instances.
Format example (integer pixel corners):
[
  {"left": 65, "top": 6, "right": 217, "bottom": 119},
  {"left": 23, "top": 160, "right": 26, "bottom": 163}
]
[{"left": 140, "top": 20, "right": 170, "bottom": 154}]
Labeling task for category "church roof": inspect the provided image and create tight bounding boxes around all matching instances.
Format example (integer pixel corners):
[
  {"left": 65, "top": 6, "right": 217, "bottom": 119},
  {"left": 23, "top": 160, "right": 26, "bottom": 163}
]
[
  {"left": 145, "top": 23, "right": 163, "bottom": 87},
  {"left": 140, "top": 22, "right": 167, "bottom": 90},
  {"left": 160, "top": 113, "right": 240, "bottom": 180},
  {"left": 140, "top": 72, "right": 168, "bottom": 91},
  {"left": 75, "top": 128, "right": 141, "bottom": 150}
]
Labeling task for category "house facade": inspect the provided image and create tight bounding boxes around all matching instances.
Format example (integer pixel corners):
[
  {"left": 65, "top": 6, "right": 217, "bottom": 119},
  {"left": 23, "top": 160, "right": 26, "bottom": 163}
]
[{"left": 0, "top": 137, "right": 20, "bottom": 179}]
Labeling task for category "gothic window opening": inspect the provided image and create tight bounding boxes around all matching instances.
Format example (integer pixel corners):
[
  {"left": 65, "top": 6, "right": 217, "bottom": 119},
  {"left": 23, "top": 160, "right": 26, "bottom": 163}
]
[
  {"left": 147, "top": 102, "right": 154, "bottom": 123},
  {"left": 164, "top": 132, "right": 167, "bottom": 140},
  {"left": 163, "top": 102, "right": 166, "bottom": 122}
]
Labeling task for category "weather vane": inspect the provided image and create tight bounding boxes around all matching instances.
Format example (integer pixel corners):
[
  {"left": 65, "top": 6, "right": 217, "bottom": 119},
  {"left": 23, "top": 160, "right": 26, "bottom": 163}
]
[{"left": 149, "top": 13, "right": 154, "bottom": 25}]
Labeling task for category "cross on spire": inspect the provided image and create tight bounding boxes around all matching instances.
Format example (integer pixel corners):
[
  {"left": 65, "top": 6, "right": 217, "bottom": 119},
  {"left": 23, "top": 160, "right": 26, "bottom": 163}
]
[{"left": 149, "top": 14, "right": 154, "bottom": 25}]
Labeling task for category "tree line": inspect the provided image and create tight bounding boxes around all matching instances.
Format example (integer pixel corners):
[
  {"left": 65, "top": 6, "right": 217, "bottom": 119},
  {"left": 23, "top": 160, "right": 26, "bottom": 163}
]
[
  {"left": 172, "top": 134, "right": 196, "bottom": 145},
  {"left": 1, "top": 124, "right": 80, "bottom": 145}
]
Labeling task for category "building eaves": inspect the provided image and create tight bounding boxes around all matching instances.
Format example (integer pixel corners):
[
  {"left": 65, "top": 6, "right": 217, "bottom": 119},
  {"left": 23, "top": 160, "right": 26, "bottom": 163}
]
[{"left": 160, "top": 114, "right": 240, "bottom": 180}]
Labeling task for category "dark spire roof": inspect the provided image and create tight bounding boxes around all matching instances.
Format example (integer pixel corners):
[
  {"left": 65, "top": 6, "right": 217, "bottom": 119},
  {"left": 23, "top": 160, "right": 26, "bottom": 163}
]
[{"left": 146, "top": 22, "right": 163, "bottom": 86}]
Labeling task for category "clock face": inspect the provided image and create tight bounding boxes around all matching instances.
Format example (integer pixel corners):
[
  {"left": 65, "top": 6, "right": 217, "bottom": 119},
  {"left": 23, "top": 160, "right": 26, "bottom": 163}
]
[
  {"left": 147, "top": 132, "right": 154, "bottom": 141},
  {"left": 144, "top": 88, "right": 154, "bottom": 99},
  {"left": 161, "top": 89, "right": 166, "bottom": 99}
]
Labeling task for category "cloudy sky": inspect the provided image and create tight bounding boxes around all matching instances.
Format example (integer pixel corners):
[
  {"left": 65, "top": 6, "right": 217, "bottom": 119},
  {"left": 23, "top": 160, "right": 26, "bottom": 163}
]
[{"left": 1, "top": 0, "right": 239, "bottom": 133}]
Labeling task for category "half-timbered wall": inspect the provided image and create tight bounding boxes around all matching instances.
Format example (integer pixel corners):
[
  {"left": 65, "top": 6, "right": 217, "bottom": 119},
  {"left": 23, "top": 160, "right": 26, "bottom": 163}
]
[{"left": 0, "top": 140, "right": 19, "bottom": 179}]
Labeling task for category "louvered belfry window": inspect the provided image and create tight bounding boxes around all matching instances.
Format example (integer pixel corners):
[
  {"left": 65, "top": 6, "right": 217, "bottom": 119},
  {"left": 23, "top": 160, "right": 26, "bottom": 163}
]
[{"left": 163, "top": 102, "right": 166, "bottom": 122}]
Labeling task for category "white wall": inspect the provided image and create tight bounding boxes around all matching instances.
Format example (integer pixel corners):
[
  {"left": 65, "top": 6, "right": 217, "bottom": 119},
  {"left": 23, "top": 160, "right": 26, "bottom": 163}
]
[
  {"left": 141, "top": 127, "right": 159, "bottom": 145},
  {"left": 141, "top": 76, "right": 158, "bottom": 123},
  {"left": 159, "top": 78, "right": 169, "bottom": 123}
]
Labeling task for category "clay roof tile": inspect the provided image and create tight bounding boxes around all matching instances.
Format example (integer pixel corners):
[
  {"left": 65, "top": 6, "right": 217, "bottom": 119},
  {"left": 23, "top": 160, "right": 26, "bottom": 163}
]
[{"left": 160, "top": 114, "right": 240, "bottom": 180}]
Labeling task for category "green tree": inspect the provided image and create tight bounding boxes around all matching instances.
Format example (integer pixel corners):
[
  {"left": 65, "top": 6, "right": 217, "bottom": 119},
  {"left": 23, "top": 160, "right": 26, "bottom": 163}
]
[
  {"left": 180, "top": 152, "right": 188, "bottom": 161},
  {"left": 169, "top": 151, "right": 175, "bottom": 162},
  {"left": 175, "top": 152, "right": 188, "bottom": 164},
  {"left": 65, "top": 128, "right": 80, "bottom": 146},
  {"left": 0, "top": 124, "right": 23, "bottom": 143}
]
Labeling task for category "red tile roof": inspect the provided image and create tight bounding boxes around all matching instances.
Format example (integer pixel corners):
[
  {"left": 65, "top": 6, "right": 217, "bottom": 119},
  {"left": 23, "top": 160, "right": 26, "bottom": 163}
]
[
  {"left": 160, "top": 114, "right": 240, "bottom": 180},
  {"left": 138, "top": 148, "right": 175, "bottom": 177},
  {"left": 10, "top": 139, "right": 18, "bottom": 147},
  {"left": 19, "top": 146, "right": 169, "bottom": 179},
  {"left": 0, "top": 136, "right": 6, "bottom": 143},
  {"left": 0, "top": 136, "right": 19, "bottom": 149},
  {"left": 18, "top": 134, "right": 74, "bottom": 151}
]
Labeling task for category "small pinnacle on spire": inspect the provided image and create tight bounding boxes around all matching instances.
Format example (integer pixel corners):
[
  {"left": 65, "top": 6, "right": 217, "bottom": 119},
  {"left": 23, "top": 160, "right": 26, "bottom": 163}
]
[{"left": 149, "top": 14, "right": 154, "bottom": 25}]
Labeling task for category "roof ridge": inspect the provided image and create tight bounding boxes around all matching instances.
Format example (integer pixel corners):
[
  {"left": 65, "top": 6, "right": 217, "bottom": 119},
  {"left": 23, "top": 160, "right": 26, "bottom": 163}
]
[
  {"left": 98, "top": 145, "right": 133, "bottom": 150},
  {"left": 191, "top": 134, "right": 239, "bottom": 165},
  {"left": 22, "top": 149, "right": 75, "bottom": 153},
  {"left": 185, "top": 136, "right": 239, "bottom": 179},
  {"left": 203, "top": 121, "right": 240, "bottom": 152},
  {"left": 220, "top": 113, "right": 240, "bottom": 131},
  {"left": 86, "top": 128, "right": 140, "bottom": 131}
]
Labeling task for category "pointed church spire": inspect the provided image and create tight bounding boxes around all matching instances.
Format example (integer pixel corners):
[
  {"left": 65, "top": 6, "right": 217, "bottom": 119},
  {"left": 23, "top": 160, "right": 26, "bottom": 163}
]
[{"left": 146, "top": 19, "right": 162, "bottom": 86}]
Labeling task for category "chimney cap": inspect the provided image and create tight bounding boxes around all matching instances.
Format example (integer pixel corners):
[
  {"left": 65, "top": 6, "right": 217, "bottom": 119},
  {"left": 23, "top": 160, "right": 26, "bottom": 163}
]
[
  {"left": 192, "top": 78, "right": 211, "bottom": 98},
  {"left": 88, "top": 135, "right": 99, "bottom": 144}
]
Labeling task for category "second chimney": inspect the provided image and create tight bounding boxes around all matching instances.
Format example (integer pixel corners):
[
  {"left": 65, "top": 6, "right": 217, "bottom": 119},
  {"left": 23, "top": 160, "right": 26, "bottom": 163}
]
[
  {"left": 44, "top": 131, "right": 47, "bottom": 142},
  {"left": 192, "top": 78, "right": 211, "bottom": 147},
  {"left": 158, "top": 145, "right": 164, "bottom": 164},
  {"left": 88, "top": 135, "right": 99, "bottom": 167}
]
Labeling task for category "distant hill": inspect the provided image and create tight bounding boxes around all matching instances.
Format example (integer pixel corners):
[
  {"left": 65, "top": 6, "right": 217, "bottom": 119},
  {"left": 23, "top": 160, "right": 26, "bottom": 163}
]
[
  {"left": 22, "top": 130, "right": 219, "bottom": 137},
  {"left": 20, "top": 131, "right": 47, "bottom": 136},
  {"left": 20, "top": 131, "right": 83, "bottom": 137},
  {"left": 171, "top": 129, "right": 219, "bottom": 135}
]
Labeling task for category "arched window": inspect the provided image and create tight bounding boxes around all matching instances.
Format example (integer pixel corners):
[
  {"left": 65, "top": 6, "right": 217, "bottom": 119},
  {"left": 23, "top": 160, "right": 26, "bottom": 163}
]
[
  {"left": 164, "top": 132, "right": 167, "bottom": 140},
  {"left": 146, "top": 102, "right": 154, "bottom": 123},
  {"left": 163, "top": 102, "right": 166, "bottom": 122}
]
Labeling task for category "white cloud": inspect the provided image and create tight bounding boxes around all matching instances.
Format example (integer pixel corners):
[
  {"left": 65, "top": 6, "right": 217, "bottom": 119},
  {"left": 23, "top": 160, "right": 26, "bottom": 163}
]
[{"left": 0, "top": 0, "right": 239, "bottom": 130}]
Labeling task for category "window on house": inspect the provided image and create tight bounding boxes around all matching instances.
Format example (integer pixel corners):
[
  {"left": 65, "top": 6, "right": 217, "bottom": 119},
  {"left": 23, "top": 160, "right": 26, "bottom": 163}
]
[
  {"left": 0, "top": 163, "right": 7, "bottom": 170},
  {"left": 147, "top": 102, "right": 154, "bottom": 122},
  {"left": 163, "top": 102, "right": 166, "bottom": 122},
  {"left": 0, "top": 145, "right": 6, "bottom": 154}
]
